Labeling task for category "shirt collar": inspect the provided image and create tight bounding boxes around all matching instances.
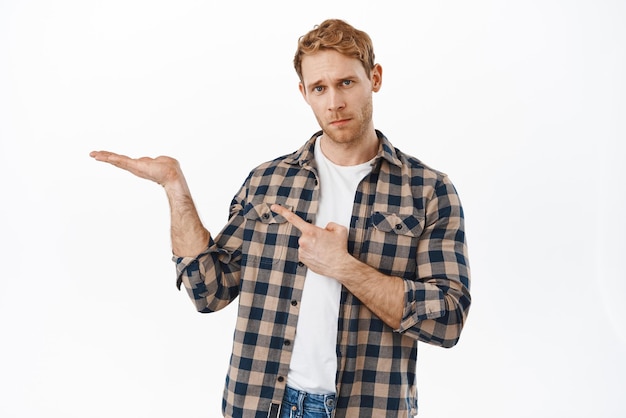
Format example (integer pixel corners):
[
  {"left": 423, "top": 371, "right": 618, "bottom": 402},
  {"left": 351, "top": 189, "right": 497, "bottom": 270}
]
[{"left": 285, "top": 130, "right": 402, "bottom": 168}]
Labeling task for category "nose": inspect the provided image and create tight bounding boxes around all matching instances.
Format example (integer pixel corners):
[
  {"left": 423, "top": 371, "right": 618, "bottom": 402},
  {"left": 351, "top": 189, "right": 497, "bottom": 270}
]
[{"left": 327, "top": 88, "right": 345, "bottom": 112}]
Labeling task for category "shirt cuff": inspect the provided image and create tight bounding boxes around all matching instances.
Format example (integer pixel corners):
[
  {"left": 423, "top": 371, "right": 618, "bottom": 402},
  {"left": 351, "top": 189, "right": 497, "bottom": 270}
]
[
  {"left": 172, "top": 239, "right": 214, "bottom": 290},
  {"left": 397, "top": 279, "right": 446, "bottom": 333}
]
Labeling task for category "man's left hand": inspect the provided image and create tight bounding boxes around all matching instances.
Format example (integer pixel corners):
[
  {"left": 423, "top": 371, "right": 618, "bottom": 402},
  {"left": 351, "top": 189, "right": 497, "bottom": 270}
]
[{"left": 271, "top": 204, "right": 351, "bottom": 279}]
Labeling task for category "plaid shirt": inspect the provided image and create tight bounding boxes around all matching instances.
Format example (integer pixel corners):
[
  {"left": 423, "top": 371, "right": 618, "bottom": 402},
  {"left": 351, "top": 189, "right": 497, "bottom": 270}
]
[{"left": 175, "top": 130, "right": 471, "bottom": 418}]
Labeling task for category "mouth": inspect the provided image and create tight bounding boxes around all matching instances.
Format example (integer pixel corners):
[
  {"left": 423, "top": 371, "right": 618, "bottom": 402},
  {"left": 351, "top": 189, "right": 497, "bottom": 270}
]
[{"left": 329, "top": 118, "right": 351, "bottom": 127}]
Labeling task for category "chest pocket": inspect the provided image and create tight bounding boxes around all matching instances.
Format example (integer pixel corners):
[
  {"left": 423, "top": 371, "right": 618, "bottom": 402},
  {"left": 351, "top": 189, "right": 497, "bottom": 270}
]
[
  {"left": 368, "top": 211, "right": 424, "bottom": 279},
  {"left": 242, "top": 201, "right": 293, "bottom": 266},
  {"left": 371, "top": 212, "right": 424, "bottom": 237},
  {"left": 243, "top": 201, "right": 292, "bottom": 225}
]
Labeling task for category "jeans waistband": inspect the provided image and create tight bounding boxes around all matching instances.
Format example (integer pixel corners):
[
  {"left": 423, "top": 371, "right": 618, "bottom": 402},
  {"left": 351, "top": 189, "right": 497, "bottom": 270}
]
[{"left": 281, "top": 386, "right": 336, "bottom": 417}]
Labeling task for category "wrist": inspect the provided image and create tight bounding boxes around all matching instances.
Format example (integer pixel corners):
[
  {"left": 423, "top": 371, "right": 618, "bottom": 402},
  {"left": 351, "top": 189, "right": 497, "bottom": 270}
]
[
  {"left": 334, "top": 254, "right": 367, "bottom": 285},
  {"left": 163, "top": 174, "right": 191, "bottom": 200}
]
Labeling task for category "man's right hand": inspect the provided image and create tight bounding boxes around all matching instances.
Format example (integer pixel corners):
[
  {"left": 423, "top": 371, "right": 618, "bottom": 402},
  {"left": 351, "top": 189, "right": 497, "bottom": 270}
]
[
  {"left": 90, "top": 150, "right": 210, "bottom": 257},
  {"left": 89, "top": 151, "right": 183, "bottom": 189}
]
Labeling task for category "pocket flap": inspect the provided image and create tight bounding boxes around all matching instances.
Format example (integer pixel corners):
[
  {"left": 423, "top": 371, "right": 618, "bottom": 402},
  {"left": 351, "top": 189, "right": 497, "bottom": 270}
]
[
  {"left": 243, "top": 201, "right": 292, "bottom": 224},
  {"left": 371, "top": 212, "right": 423, "bottom": 237}
]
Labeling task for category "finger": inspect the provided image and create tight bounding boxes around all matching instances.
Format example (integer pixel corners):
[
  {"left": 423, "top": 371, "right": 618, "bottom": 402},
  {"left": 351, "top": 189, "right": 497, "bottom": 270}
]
[
  {"left": 90, "top": 151, "right": 144, "bottom": 172},
  {"left": 89, "top": 150, "right": 127, "bottom": 163},
  {"left": 325, "top": 222, "right": 346, "bottom": 233},
  {"left": 89, "top": 150, "right": 110, "bottom": 160},
  {"left": 325, "top": 222, "right": 349, "bottom": 239},
  {"left": 270, "top": 204, "right": 313, "bottom": 233}
]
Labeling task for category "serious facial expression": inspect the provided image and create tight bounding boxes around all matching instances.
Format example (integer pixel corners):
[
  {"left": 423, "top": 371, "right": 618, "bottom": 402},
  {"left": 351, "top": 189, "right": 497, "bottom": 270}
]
[{"left": 299, "top": 49, "right": 382, "bottom": 146}]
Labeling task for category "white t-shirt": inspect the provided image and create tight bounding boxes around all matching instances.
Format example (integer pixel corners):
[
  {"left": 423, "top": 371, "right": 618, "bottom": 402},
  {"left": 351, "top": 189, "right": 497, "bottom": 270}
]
[{"left": 287, "top": 137, "right": 373, "bottom": 394}]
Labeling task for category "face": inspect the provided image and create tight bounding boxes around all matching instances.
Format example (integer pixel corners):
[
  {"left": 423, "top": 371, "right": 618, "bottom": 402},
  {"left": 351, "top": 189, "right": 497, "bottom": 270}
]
[{"left": 299, "top": 49, "right": 382, "bottom": 147}]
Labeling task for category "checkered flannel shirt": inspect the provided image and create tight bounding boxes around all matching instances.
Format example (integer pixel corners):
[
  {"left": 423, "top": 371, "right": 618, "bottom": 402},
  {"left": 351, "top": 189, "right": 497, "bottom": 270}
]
[{"left": 175, "top": 130, "right": 471, "bottom": 418}]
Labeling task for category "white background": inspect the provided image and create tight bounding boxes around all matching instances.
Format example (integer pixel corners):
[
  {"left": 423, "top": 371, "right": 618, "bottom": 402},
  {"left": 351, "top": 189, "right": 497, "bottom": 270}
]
[{"left": 1, "top": 1, "right": 625, "bottom": 417}]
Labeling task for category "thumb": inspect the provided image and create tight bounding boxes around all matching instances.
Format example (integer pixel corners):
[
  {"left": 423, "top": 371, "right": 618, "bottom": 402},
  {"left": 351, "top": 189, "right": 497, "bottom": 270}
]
[{"left": 325, "top": 222, "right": 347, "bottom": 236}]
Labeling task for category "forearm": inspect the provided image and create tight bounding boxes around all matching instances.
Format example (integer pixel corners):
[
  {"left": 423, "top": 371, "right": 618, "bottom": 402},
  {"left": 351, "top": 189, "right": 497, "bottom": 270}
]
[
  {"left": 334, "top": 256, "right": 405, "bottom": 330},
  {"left": 89, "top": 150, "right": 211, "bottom": 256},
  {"left": 174, "top": 189, "right": 248, "bottom": 312},
  {"left": 164, "top": 177, "right": 210, "bottom": 257},
  {"left": 334, "top": 254, "right": 470, "bottom": 347}
]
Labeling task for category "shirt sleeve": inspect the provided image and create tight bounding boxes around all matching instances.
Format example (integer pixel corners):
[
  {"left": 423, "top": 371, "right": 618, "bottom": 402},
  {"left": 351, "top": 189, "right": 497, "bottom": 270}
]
[
  {"left": 396, "top": 174, "right": 472, "bottom": 347},
  {"left": 172, "top": 185, "right": 247, "bottom": 313}
]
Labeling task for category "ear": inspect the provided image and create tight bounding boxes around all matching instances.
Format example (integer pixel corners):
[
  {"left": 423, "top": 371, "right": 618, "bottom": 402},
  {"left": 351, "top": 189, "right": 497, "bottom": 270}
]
[
  {"left": 298, "top": 82, "right": 310, "bottom": 104},
  {"left": 371, "top": 64, "right": 383, "bottom": 92}
]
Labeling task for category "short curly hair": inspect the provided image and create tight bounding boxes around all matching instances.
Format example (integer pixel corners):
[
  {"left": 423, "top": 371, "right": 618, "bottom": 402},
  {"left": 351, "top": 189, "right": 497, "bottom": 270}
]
[{"left": 293, "top": 19, "right": 375, "bottom": 82}]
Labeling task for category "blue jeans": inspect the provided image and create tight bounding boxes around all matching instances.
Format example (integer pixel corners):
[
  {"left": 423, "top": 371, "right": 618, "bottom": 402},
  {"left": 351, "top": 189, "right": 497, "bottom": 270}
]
[{"left": 280, "top": 386, "right": 336, "bottom": 418}]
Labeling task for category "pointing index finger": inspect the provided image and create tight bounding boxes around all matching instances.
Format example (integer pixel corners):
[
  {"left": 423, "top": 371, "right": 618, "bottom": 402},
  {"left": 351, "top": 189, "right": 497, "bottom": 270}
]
[{"left": 271, "top": 204, "right": 312, "bottom": 233}]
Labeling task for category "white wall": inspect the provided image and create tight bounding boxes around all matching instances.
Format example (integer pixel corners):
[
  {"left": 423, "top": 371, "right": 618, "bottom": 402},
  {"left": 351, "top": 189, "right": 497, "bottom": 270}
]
[{"left": 1, "top": 1, "right": 624, "bottom": 417}]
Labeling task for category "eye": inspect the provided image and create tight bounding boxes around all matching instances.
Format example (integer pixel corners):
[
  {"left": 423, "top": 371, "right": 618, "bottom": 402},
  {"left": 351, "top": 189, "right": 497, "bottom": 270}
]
[
  {"left": 313, "top": 86, "right": 324, "bottom": 93},
  {"left": 341, "top": 80, "right": 352, "bottom": 87}
]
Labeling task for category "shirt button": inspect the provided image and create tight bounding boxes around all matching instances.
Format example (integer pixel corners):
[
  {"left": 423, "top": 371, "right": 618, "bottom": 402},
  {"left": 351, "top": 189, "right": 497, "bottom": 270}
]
[
  {"left": 262, "top": 213, "right": 270, "bottom": 219},
  {"left": 291, "top": 300, "right": 298, "bottom": 306},
  {"left": 277, "top": 376, "right": 285, "bottom": 382},
  {"left": 298, "top": 261, "right": 304, "bottom": 267},
  {"left": 395, "top": 223, "right": 403, "bottom": 230},
  {"left": 284, "top": 340, "right": 291, "bottom": 346}
]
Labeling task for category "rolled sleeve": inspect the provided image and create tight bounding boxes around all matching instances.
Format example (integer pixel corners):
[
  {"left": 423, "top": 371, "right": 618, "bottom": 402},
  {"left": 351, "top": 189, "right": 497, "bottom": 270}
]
[
  {"left": 172, "top": 183, "right": 248, "bottom": 313},
  {"left": 396, "top": 175, "right": 471, "bottom": 347},
  {"left": 399, "top": 280, "right": 446, "bottom": 327},
  {"left": 172, "top": 235, "right": 241, "bottom": 313}
]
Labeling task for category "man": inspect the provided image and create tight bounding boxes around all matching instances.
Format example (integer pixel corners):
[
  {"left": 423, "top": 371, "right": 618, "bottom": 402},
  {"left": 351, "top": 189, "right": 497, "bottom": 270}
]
[{"left": 91, "top": 19, "right": 471, "bottom": 418}]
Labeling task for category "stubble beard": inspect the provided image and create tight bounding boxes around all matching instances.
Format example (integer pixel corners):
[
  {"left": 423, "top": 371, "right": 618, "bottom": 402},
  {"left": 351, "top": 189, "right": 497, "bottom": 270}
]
[{"left": 319, "top": 96, "right": 374, "bottom": 148}]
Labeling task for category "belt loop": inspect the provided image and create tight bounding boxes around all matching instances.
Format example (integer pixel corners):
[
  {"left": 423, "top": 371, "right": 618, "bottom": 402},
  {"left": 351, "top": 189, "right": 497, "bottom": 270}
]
[{"left": 267, "top": 402, "right": 280, "bottom": 418}]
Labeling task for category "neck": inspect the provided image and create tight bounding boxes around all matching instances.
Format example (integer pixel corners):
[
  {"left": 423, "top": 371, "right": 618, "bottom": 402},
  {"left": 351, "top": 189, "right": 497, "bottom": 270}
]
[{"left": 319, "top": 130, "right": 379, "bottom": 166}]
